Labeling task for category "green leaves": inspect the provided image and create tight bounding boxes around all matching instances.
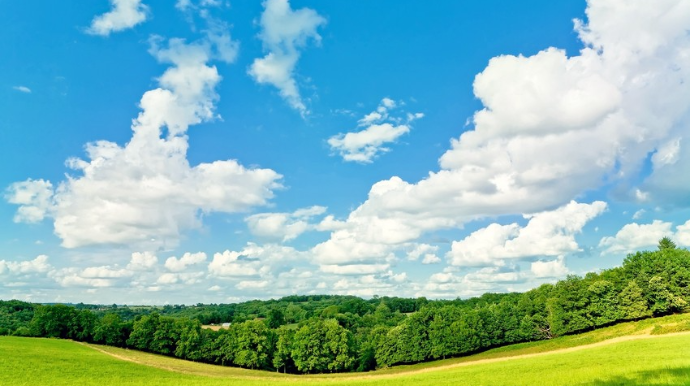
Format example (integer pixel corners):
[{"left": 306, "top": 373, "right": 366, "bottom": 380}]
[{"left": 291, "top": 318, "right": 354, "bottom": 373}]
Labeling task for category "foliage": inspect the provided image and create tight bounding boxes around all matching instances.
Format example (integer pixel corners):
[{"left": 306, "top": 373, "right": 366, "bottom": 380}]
[
  {"left": 4, "top": 325, "right": 690, "bottom": 386},
  {"left": 2, "top": 239, "right": 690, "bottom": 374}
]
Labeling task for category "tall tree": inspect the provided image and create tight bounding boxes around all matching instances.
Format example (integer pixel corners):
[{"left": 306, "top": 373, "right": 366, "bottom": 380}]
[
  {"left": 233, "top": 320, "right": 273, "bottom": 370},
  {"left": 618, "top": 280, "right": 652, "bottom": 320},
  {"left": 93, "top": 313, "right": 126, "bottom": 346},
  {"left": 273, "top": 326, "right": 295, "bottom": 373}
]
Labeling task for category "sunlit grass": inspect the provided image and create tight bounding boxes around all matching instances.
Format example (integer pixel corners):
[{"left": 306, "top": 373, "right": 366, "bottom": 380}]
[{"left": 1, "top": 313, "right": 689, "bottom": 386}]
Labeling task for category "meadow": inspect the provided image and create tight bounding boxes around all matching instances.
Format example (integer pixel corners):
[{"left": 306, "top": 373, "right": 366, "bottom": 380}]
[{"left": 2, "top": 313, "right": 689, "bottom": 386}]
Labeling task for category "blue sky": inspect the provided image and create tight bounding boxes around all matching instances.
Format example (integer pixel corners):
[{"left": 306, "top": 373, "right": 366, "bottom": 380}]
[{"left": 2, "top": 0, "right": 690, "bottom": 304}]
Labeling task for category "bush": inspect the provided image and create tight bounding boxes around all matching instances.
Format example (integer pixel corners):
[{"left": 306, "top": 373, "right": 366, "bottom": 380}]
[{"left": 13, "top": 326, "right": 32, "bottom": 337}]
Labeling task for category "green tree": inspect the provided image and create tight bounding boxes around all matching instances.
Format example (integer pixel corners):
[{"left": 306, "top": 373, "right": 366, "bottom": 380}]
[
  {"left": 291, "top": 318, "right": 354, "bottom": 373},
  {"left": 618, "top": 280, "right": 652, "bottom": 320},
  {"left": 658, "top": 237, "right": 677, "bottom": 250},
  {"left": 127, "top": 313, "right": 160, "bottom": 351},
  {"left": 320, "top": 305, "right": 339, "bottom": 319},
  {"left": 548, "top": 275, "right": 592, "bottom": 336},
  {"left": 283, "top": 303, "right": 307, "bottom": 324},
  {"left": 273, "top": 326, "right": 295, "bottom": 373},
  {"left": 267, "top": 308, "right": 284, "bottom": 329},
  {"left": 233, "top": 320, "right": 273, "bottom": 370},
  {"left": 211, "top": 328, "right": 237, "bottom": 365},
  {"left": 586, "top": 280, "right": 622, "bottom": 327},
  {"left": 150, "top": 316, "right": 180, "bottom": 355},
  {"left": 648, "top": 276, "right": 687, "bottom": 314},
  {"left": 93, "top": 313, "right": 126, "bottom": 346},
  {"left": 428, "top": 306, "right": 460, "bottom": 359},
  {"left": 70, "top": 309, "right": 97, "bottom": 342},
  {"left": 30, "top": 304, "right": 76, "bottom": 339},
  {"left": 175, "top": 319, "right": 204, "bottom": 360}
]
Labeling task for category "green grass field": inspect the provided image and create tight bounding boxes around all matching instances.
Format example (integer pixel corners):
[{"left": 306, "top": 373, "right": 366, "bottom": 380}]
[{"left": 2, "top": 314, "right": 690, "bottom": 386}]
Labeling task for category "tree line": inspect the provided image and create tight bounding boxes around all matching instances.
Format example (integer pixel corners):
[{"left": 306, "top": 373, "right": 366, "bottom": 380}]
[{"left": 1, "top": 238, "right": 688, "bottom": 373}]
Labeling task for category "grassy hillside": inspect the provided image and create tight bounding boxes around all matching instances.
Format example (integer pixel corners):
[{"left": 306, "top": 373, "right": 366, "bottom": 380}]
[{"left": 2, "top": 314, "right": 690, "bottom": 386}]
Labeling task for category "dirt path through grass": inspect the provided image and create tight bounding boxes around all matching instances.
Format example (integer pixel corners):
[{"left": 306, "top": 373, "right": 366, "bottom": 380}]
[{"left": 81, "top": 330, "right": 690, "bottom": 381}]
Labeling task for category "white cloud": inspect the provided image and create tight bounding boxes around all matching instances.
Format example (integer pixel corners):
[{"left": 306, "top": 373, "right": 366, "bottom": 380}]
[
  {"left": 87, "top": 0, "right": 148, "bottom": 36},
  {"left": 8, "top": 33, "right": 279, "bottom": 249},
  {"left": 315, "top": 215, "right": 347, "bottom": 231},
  {"left": 406, "top": 243, "right": 441, "bottom": 264},
  {"left": 632, "top": 209, "right": 646, "bottom": 220},
  {"left": 464, "top": 266, "right": 526, "bottom": 284},
  {"left": 421, "top": 266, "right": 527, "bottom": 299},
  {"left": 175, "top": 0, "right": 192, "bottom": 10},
  {"left": 421, "top": 254, "right": 441, "bottom": 264},
  {"left": 448, "top": 201, "right": 606, "bottom": 266},
  {"left": 430, "top": 272, "right": 454, "bottom": 284},
  {"left": 330, "top": 274, "right": 402, "bottom": 297},
  {"left": 245, "top": 205, "right": 326, "bottom": 242},
  {"left": 315, "top": 0, "right": 690, "bottom": 266},
  {"left": 208, "top": 250, "right": 260, "bottom": 277},
  {"left": 5, "top": 179, "right": 53, "bottom": 223},
  {"left": 248, "top": 0, "right": 326, "bottom": 115},
  {"left": 156, "top": 272, "right": 203, "bottom": 285},
  {"left": 651, "top": 138, "right": 681, "bottom": 169},
  {"left": 176, "top": 0, "right": 222, "bottom": 11},
  {"left": 380, "top": 97, "right": 396, "bottom": 109},
  {"left": 407, "top": 243, "right": 438, "bottom": 261},
  {"left": 328, "top": 98, "right": 422, "bottom": 163},
  {"left": 675, "top": 220, "right": 690, "bottom": 246},
  {"left": 531, "top": 256, "right": 569, "bottom": 278},
  {"left": 236, "top": 280, "right": 269, "bottom": 290},
  {"left": 0, "top": 255, "right": 51, "bottom": 275},
  {"left": 127, "top": 251, "right": 158, "bottom": 271},
  {"left": 208, "top": 243, "right": 304, "bottom": 278},
  {"left": 80, "top": 266, "right": 132, "bottom": 278},
  {"left": 319, "top": 263, "right": 390, "bottom": 275},
  {"left": 599, "top": 219, "right": 676, "bottom": 254},
  {"left": 49, "top": 262, "right": 137, "bottom": 288},
  {"left": 165, "top": 252, "right": 207, "bottom": 272},
  {"left": 12, "top": 86, "right": 31, "bottom": 93},
  {"left": 52, "top": 272, "right": 114, "bottom": 288},
  {"left": 328, "top": 123, "right": 409, "bottom": 163},
  {"left": 156, "top": 273, "right": 179, "bottom": 285}
]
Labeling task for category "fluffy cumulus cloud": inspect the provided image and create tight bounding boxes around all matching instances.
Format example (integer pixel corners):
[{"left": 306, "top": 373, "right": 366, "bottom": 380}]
[
  {"left": 245, "top": 205, "right": 326, "bottom": 242},
  {"left": 0, "top": 255, "right": 51, "bottom": 276},
  {"left": 448, "top": 201, "right": 606, "bottom": 267},
  {"left": 407, "top": 243, "right": 440, "bottom": 264},
  {"left": 5, "top": 179, "right": 53, "bottom": 223},
  {"left": 314, "top": 0, "right": 690, "bottom": 269},
  {"left": 208, "top": 243, "right": 304, "bottom": 278},
  {"left": 50, "top": 263, "right": 135, "bottom": 289},
  {"left": 599, "top": 219, "right": 690, "bottom": 254},
  {"left": 319, "top": 263, "right": 390, "bottom": 275},
  {"left": 531, "top": 256, "right": 569, "bottom": 278},
  {"left": 127, "top": 251, "right": 158, "bottom": 271},
  {"left": 248, "top": 0, "right": 326, "bottom": 115},
  {"left": 156, "top": 272, "right": 204, "bottom": 286},
  {"left": 165, "top": 252, "right": 207, "bottom": 272},
  {"left": 676, "top": 221, "right": 690, "bottom": 246},
  {"left": 87, "top": 0, "right": 149, "bottom": 36},
  {"left": 421, "top": 266, "right": 526, "bottom": 298},
  {"left": 7, "top": 31, "right": 281, "bottom": 249},
  {"left": 328, "top": 98, "right": 424, "bottom": 163},
  {"left": 330, "top": 271, "right": 409, "bottom": 297}
]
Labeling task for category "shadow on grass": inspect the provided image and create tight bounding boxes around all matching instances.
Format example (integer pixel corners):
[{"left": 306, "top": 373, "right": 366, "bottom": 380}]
[{"left": 580, "top": 367, "right": 690, "bottom": 386}]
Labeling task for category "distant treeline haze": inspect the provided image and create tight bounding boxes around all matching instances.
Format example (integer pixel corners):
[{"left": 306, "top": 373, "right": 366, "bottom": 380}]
[{"left": 1, "top": 238, "right": 688, "bottom": 374}]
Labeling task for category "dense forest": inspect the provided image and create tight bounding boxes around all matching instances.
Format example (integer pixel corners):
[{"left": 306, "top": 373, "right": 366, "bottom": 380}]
[{"left": 1, "top": 238, "right": 688, "bottom": 374}]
